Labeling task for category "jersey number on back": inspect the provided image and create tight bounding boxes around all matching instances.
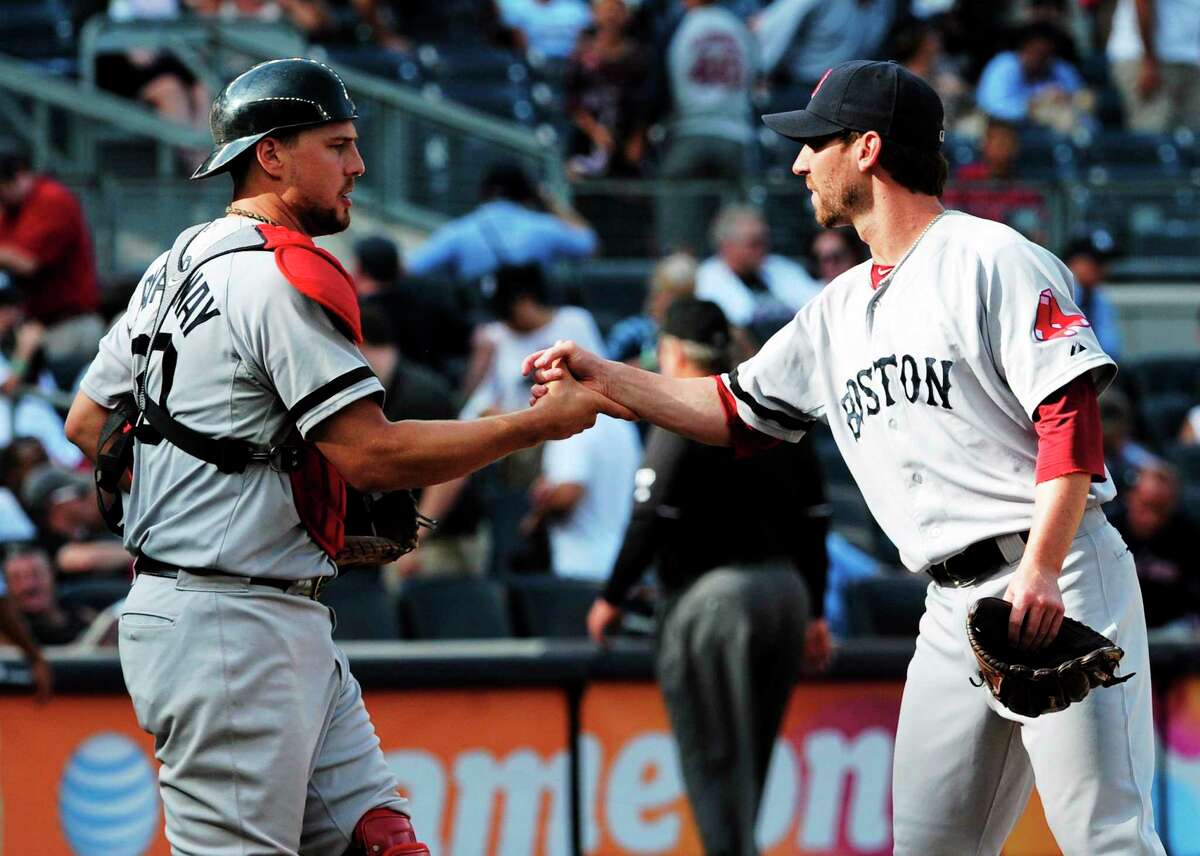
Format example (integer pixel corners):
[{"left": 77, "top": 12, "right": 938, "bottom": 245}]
[{"left": 132, "top": 333, "right": 178, "bottom": 444}]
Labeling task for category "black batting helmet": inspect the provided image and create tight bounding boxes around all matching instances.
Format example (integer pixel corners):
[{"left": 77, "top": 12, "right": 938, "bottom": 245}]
[{"left": 191, "top": 57, "right": 357, "bottom": 180}]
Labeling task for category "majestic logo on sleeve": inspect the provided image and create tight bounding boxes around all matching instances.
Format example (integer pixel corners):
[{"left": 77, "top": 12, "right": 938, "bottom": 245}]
[
  {"left": 840, "top": 354, "right": 955, "bottom": 440},
  {"left": 1033, "top": 289, "right": 1089, "bottom": 341}
]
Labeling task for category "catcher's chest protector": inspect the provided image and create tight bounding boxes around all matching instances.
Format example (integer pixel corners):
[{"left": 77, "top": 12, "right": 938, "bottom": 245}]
[{"left": 126, "top": 222, "right": 361, "bottom": 557}]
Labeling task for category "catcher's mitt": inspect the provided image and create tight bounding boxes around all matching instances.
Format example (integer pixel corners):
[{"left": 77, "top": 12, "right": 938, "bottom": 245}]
[
  {"left": 966, "top": 597, "right": 1134, "bottom": 718},
  {"left": 336, "top": 490, "right": 435, "bottom": 568}
]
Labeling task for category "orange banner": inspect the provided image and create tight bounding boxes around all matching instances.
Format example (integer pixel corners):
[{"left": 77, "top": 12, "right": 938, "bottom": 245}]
[
  {"left": 580, "top": 681, "right": 1060, "bottom": 856},
  {"left": 0, "top": 681, "right": 1119, "bottom": 856}
]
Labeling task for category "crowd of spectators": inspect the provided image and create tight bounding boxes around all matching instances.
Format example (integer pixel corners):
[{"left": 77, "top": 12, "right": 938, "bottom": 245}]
[{"left": 3, "top": 0, "right": 1200, "bottom": 660}]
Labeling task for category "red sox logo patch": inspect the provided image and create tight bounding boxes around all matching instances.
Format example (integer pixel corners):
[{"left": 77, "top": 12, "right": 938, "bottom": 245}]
[{"left": 1033, "top": 289, "right": 1090, "bottom": 341}]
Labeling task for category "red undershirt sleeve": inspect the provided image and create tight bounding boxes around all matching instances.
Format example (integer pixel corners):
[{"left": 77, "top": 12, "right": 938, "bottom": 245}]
[
  {"left": 1033, "top": 376, "right": 1106, "bottom": 484},
  {"left": 713, "top": 375, "right": 781, "bottom": 458}
]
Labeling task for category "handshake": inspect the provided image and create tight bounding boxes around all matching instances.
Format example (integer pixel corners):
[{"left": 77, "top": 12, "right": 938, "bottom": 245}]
[{"left": 520, "top": 340, "right": 637, "bottom": 440}]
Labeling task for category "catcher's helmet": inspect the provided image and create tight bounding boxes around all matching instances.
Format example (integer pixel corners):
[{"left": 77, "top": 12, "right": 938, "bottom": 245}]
[{"left": 191, "top": 58, "right": 357, "bottom": 180}]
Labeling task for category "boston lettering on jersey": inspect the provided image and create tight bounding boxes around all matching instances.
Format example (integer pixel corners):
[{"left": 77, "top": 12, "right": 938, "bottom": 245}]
[{"left": 840, "top": 353, "right": 955, "bottom": 440}]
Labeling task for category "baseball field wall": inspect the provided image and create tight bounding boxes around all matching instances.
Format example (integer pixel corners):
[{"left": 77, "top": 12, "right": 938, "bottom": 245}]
[{"left": 0, "top": 638, "right": 1196, "bottom": 856}]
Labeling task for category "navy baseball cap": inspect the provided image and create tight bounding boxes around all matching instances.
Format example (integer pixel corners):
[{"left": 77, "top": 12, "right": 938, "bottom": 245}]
[{"left": 763, "top": 60, "right": 945, "bottom": 151}]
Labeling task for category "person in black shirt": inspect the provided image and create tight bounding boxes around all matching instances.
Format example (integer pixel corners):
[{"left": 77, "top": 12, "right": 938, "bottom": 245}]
[
  {"left": 587, "top": 297, "right": 830, "bottom": 856},
  {"left": 1109, "top": 462, "right": 1200, "bottom": 632}
]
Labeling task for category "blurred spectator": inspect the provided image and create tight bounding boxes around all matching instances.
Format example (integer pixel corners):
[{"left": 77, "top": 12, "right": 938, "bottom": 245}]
[
  {"left": 942, "top": 118, "right": 1048, "bottom": 237},
  {"left": 976, "top": 22, "right": 1093, "bottom": 132},
  {"left": 606, "top": 251, "right": 698, "bottom": 365},
  {"left": 461, "top": 265, "right": 604, "bottom": 417},
  {"left": 357, "top": 307, "right": 489, "bottom": 581},
  {"left": 20, "top": 465, "right": 132, "bottom": 577},
  {"left": 649, "top": 0, "right": 757, "bottom": 253},
  {"left": 0, "top": 437, "right": 49, "bottom": 497},
  {"left": 0, "top": 549, "right": 52, "bottom": 700},
  {"left": 353, "top": 235, "right": 472, "bottom": 379},
  {"left": 695, "top": 205, "right": 820, "bottom": 328},
  {"left": 754, "top": 0, "right": 896, "bottom": 90},
  {"left": 98, "top": 1, "right": 211, "bottom": 139},
  {"left": 185, "top": 0, "right": 335, "bottom": 37},
  {"left": 405, "top": 163, "right": 598, "bottom": 282},
  {"left": 585, "top": 297, "right": 828, "bottom": 856},
  {"left": 4, "top": 547, "right": 94, "bottom": 646},
  {"left": 1063, "top": 235, "right": 1123, "bottom": 360},
  {"left": 1109, "top": 463, "right": 1200, "bottom": 632},
  {"left": 0, "top": 152, "right": 103, "bottom": 383},
  {"left": 524, "top": 412, "right": 641, "bottom": 579},
  {"left": 563, "top": 0, "right": 650, "bottom": 179},
  {"left": 1106, "top": 0, "right": 1200, "bottom": 132},
  {"left": 890, "top": 17, "right": 971, "bottom": 133},
  {"left": 0, "top": 487, "right": 36, "bottom": 544},
  {"left": 498, "top": 0, "right": 594, "bottom": 60},
  {"left": 809, "top": 228, "right": 865, "bottom": 285},
  {"left": 343, "top": 0, "right": 415, "bottom": 55},
  {"left": 1100, "top": 386, "right": 1158, "bottom": 497}
]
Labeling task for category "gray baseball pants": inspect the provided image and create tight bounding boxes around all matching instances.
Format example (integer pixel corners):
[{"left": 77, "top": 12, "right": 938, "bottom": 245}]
[{"left": 118, "top": 571, "right": 405, "bottom": 855}]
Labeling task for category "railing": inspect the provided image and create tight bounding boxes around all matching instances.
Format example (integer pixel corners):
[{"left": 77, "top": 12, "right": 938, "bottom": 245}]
[{"left": 74, "top": 17, "right": 568, "bottom": 230}]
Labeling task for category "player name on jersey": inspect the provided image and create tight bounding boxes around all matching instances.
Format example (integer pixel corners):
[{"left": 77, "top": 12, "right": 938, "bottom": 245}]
[{"left": 839, "top": 353, "right": 955, "bottom": 440}]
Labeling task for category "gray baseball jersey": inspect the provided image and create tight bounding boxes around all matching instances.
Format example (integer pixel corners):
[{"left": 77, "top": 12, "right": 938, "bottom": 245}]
[
  {"left": 80, "top": 216, "right": 383, "bottom": 579},
  {"left": 722, "top": 212, "right": 1117, "bottom": 572}
]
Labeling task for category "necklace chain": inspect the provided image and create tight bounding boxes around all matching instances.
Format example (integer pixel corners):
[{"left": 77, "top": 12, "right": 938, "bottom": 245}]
[
  {"left": 225, "top": 205, "right": 280, "bottom": 226},
  {"left": 875, "top": 210, "right": 950, "bottom": 289}
]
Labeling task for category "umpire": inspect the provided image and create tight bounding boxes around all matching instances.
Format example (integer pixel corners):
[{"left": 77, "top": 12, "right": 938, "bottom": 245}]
[{"left": 587, "top": 298, "right": 831, "bottom": 856}]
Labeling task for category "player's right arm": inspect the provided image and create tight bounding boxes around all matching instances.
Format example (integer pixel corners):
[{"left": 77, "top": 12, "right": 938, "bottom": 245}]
[
  {"left": 311, "top": 369, "right": 626, "bottom": 493},
  {"left": 523, "top": 341, "right": 733, "bottom": 446}
]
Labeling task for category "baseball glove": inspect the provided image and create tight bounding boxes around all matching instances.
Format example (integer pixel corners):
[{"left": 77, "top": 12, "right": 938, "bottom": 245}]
[
  {"left": 336, "top": 490, "right": 435, "bottom": 568},
  {"left": 966, "top": 597, "right": 1134, "bottom": 718}
]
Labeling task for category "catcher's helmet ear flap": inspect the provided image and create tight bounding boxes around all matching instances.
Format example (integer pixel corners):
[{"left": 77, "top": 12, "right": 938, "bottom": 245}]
[{"left": 191, "top": 57, "right": 357, "bottom": 181}]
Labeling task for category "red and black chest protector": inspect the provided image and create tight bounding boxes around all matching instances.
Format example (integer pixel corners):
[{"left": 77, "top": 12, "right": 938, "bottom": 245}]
[{"left": 114, "top": 222, "right": 364, "bottom": 558}]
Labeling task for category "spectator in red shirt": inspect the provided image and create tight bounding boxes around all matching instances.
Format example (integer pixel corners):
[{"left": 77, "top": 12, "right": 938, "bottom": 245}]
[
  {"left": 0, "top": 152, "right": 103, "bottom": 386},
  {"left": 942, "top": 119, "right": 1049, "bottom": 242}
]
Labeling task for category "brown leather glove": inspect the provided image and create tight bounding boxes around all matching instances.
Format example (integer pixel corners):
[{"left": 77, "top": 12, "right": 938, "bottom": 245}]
[{"left": 966, "top": 596, "right": 1134, "bottom": 718}]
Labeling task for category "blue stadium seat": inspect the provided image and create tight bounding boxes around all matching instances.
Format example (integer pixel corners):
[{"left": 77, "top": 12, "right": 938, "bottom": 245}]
[
  {"left": 0, "top": 0, "right": 75, "bottom": 66},
  {"left": 1077, "top": 130, "right": 1184, "bottom": 183},
  {"left": 1013, "top": 127, "right": 1076, "bottom": 180},
  {"left": 1122, "top": 354, "right": 1200, "bottom": 399},
  {"left": 508, "top": 575, "right": 601, "bottom": 638},
  {"left": 398, "top": 577, "right": 513, "bottom": 640},
  {"left": 843, "top": 575, "right": 928, "bottom": 638}
]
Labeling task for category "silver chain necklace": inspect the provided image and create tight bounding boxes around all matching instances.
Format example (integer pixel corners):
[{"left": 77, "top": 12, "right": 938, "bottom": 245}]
[{"left": 872, "top": 209, "right": 951, "bottom": 291}]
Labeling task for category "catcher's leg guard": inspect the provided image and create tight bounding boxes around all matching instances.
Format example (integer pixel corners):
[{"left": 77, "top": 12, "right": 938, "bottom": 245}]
[{"left": 351, "top": 808, "right": 430, "bottom": 856}]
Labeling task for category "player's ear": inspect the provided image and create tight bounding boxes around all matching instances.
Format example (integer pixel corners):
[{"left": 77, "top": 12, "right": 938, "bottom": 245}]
[
  {"left": 856, "top": 131, "right": 883, "bottom": 173},
  {"left": 255, "top": 136, "right": 290, "bottom": 181}
]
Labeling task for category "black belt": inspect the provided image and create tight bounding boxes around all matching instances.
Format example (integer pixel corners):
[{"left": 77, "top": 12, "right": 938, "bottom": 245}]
[
  {"left": 135, "top": 556, "right": 326, "bottom": 600},
  {"left": 926, "top": 531, "right": 1029, "bottom": 588}
]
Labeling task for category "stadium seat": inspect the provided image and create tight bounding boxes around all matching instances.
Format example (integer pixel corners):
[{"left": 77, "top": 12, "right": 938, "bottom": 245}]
[
  {"left": 508, "top": 575, "right": 601, "bottom": 638},
  {"left": 1078, "top": 130, "right": 1184, "bottom": 183},
  {"left": 0, "top": 0, "right": 75, "bottom": 65},
  {"left": 1167, "top": 444, "right": 1200, "bottom": 484},
  {"left": 398, "top": 577, "right": 513, "bottom": 640},
  {"left": 1121, "top": 354, "right": 1200, "bottom": 399},
  {"left": 843, "top": 575, "right": 928, "bottom": 638},
  {"left": 1137, "top": 393, "right": 1194, "bottom": 451},
  {"left": 57, "top": 577, "right": 132, "bottom": 613},
  {"left": 1013, "top": 127, "right": 1076, "bottom": 181},
  {"left": 321, "top": 571, "right": 400, "bottom": 640}
]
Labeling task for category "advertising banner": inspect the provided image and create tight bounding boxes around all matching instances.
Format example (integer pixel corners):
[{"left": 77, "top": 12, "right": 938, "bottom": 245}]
[{"left": 2, "top": 679, "right": 1197, "bottom": 855}]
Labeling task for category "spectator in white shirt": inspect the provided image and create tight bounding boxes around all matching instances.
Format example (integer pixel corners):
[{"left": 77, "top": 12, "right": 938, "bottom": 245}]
[
  {"left": 525, "top": 413, "right": 641, "bottom": 579},
  {"left": 695, "top": 205, "right": 821, "bottom": 328},
  {"left": 460, "top": 264, "right": 604, "bottom": 418},
  {"left": 1107, "top": 0, "right": 1200, "bottom": 131}
]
